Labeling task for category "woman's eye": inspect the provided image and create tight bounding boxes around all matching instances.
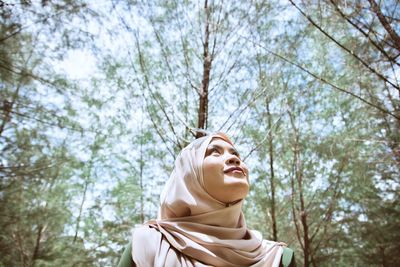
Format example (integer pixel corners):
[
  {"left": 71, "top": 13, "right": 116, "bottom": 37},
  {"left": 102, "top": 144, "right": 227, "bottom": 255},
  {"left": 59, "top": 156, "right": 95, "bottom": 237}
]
[
  {"left": 212, "top": 148, "right": 220, "bottom": 154},
  {"left": 210, "top": 148, "right": 220, "bottom": 155},
  {"left": 233, "top": 152, "right": 241, "bottom": 159}
]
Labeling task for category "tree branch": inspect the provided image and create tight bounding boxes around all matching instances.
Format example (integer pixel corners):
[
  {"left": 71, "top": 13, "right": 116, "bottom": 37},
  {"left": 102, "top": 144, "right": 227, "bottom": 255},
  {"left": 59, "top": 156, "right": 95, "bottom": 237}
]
[
  {"left": 368, "top": 0, "right": 400, "bottom": 52},
  {"left": 328, "top": 0, "right": 399, "bottom": 66},
  {"left": 237, "top": 34, "right": 400, "bottom": 121},
  {"left": 289, "top": 0, "right": 400, "bottom": 91}
]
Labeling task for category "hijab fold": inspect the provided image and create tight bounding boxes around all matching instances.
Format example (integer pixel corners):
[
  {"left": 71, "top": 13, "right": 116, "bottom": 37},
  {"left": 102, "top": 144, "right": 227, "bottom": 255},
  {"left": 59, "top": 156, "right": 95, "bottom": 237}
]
[{"left": 132, "top": 134, "right": 284, "bottom": 267}]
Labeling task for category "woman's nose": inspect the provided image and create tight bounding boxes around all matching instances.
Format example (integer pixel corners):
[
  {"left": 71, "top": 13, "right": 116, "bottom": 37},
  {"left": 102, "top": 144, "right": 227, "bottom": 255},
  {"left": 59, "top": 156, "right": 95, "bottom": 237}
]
[{"left": 226, "top": 155, "right": 240, "bottom": 165}]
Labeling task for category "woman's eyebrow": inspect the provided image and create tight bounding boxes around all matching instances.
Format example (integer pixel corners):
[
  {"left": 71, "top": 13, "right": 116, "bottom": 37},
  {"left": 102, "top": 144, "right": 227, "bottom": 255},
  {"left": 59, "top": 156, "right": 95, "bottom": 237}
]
[
  {"left": 208, "top": 144, "right": 240, "bottom": 155},
  {"left": 207, "top": 144, "right": 222, "bottom": 150}
]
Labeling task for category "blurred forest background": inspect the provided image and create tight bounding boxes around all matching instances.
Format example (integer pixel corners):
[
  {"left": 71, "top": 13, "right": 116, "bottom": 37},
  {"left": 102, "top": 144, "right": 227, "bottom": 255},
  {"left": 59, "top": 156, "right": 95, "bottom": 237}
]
[{"left": 1, "top": 0, "right": 399, "bottom": 266}]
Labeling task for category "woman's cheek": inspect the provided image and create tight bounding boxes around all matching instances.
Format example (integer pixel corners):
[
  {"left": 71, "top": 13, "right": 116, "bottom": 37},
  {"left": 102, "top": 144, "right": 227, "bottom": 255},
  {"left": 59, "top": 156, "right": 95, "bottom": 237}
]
[{"left": 203, "top": 160, "right": 220, "bottom": 180}]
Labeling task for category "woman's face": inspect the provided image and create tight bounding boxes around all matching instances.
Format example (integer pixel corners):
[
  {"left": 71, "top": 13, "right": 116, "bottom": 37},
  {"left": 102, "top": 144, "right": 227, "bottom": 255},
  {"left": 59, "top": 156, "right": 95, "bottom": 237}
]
[{"left": 202, "top": 138, "right": 249, "bottom": 203}]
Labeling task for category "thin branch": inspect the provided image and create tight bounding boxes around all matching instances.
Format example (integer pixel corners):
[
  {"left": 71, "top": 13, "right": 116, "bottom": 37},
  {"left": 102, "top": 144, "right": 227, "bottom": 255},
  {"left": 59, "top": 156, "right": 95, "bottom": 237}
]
[
  {"left": 2, "top": 109, "right": 86, "bottom": 133},
  {"left": 237, "top": 34, "right": 400, "bottom": 120},
  {"left": 368, "top": 0, "right": 400, "bottom": 52},
  {"left": 242, "top": 114, "right": 285, "bottom": 161},
  {"left": 111, "top": 1, "right": 182, "bottom": 150},
  {"left": 310, "top": 159, "right": 345, "bottom": 243},
  {"left": 289, "top": 0, "right": 400, "bottom": 91},
  {"left": 329, "top": 0, "right": 399, "bottom": 66}
]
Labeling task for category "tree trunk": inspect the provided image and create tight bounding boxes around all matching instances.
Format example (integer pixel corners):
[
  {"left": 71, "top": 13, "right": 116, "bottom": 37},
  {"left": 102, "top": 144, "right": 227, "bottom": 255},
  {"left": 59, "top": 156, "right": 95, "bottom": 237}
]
[
  {"left": 73, "top": 180, "right": 89, "bottom": 243},
  {"left": 196, "top": 0, "right": 211, "bottom": 138},
  {"left": 139, "top": 121, "right": 145, "bottom": 223},
  {"left": 31, "top": 224, "right": 44, "bottom": 267},
  {"left": 0, "top": 84, "right": 21, "bottom": 138},
  {"left": 288, "top": 111, "right": 311, "bottom": 267},
  {"left": 266, "top": 99, "right": 278, "bottom": 241}
]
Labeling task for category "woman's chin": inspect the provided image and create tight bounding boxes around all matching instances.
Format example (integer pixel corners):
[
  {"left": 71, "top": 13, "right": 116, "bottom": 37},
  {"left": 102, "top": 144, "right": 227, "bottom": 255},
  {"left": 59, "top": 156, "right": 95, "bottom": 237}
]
[
  {"left": 220, "top": 183, "right": 249, "bottom": 203},
  {"left": 224, "top": 173, "right": 248, "bottom": 183}
]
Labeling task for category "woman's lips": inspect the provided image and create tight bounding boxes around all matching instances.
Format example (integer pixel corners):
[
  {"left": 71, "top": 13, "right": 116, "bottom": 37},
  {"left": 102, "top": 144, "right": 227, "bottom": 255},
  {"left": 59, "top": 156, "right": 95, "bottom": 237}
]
[{"left": 224, "top": 167, "right": 244, "bottom": 175}]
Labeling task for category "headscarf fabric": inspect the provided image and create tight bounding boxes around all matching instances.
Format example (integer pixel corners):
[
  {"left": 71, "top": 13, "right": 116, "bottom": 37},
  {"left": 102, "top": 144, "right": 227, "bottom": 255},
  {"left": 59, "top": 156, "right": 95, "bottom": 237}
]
[{"left": 132, "top": 134, "right": 284, "bottom": 267}]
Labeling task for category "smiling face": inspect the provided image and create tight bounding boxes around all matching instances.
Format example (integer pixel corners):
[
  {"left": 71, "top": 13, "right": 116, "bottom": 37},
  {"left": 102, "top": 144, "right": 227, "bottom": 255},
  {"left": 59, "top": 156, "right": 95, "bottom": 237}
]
[{"left": 202, "top": 138, "right": 249, "bottom": 204}]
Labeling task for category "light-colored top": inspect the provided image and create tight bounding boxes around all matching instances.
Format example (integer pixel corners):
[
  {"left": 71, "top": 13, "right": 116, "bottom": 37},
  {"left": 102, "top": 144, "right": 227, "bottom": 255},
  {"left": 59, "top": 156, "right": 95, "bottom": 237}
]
[{"left": 117, "top": 240, "right": 295, "bottom": 267}]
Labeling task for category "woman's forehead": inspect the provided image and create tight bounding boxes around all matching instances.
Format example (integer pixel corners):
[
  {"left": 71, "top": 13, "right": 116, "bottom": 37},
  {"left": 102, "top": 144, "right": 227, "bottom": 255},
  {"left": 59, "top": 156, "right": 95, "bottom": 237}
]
[{"left": 208, "top": 137, "right": 235, "bottom": 148}]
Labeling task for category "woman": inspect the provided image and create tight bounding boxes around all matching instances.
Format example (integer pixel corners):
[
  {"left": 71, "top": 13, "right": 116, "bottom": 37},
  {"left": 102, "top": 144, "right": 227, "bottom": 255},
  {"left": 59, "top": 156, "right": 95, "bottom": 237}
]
[{"left": 117, "top": 133, "right": 295, "bottom": 267}]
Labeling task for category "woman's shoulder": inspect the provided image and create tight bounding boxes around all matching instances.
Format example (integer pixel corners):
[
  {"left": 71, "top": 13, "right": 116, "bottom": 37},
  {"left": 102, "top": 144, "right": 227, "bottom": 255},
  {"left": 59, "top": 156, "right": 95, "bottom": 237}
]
[
  {"left": 131, "top": 225, "right": 162, "bottom": 266},
  {"left": 132, "top": 224, "right": 159, "bottom": 239},
  {"left": 117, "top": 225, "right": 161, "bottom": 267}
]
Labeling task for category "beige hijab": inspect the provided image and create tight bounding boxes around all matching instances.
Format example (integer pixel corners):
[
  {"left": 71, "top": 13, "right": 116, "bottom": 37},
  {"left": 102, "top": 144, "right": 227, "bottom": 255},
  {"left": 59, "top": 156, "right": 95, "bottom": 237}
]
[{"left": 132, "top": 134, "right": 284, "bottom": 267}]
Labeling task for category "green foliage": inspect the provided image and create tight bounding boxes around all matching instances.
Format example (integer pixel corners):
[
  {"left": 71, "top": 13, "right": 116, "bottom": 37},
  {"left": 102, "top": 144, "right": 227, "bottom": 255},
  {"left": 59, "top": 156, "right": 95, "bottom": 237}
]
[{"left": 1, "top": 0, "right": 398, "bottom": 266}]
